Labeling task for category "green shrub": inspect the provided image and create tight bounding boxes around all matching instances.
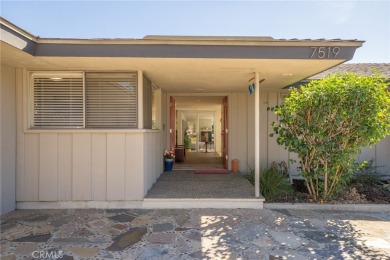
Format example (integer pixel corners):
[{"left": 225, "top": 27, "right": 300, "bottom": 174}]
[
  {"left": 247, "top": 166, "right": 293, "bottom": 200},
  {"left": 352, "top": 160, "right": 385, "bottom": 187},
  {"left": 270, "top": 72, "right": 390, "bottom": 202}
]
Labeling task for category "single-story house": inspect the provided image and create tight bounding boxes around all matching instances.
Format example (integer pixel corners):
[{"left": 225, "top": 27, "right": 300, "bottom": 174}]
[{"left": 1, "top": 17, "right": 389, "bottom": 215}]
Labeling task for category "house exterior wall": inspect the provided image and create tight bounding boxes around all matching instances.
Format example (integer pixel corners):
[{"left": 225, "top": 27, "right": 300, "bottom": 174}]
[
  {"left": 1, "top": 64, "right": 16, "bottom": 215},
  {"left": 231, "top": 91, "right": 390, "bottom": 177},
  {"left": 14, "top": 69, "right": 163, "bottom": 206}
]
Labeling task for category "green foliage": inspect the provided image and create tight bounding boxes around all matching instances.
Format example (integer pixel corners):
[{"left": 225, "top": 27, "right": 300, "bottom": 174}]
[
  {"left": 184, "top": 135, "right": 191, "bottom": 149},
  {"left": 247, "top": 165, "right": 293, "bottom": 200},
  {"left": 352, "top": 160, "right": 385, "bottom": 187},
  {"left": 270, "top": 72, "right": 390, "bottom": 202}
]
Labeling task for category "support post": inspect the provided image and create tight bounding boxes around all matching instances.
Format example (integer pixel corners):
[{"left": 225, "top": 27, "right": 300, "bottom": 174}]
[
  {"left": 254, "top": 72, "right": 260, "bottom": 197},
  {"left": 137, "top": 70, "right": 143, "bottom": 129}
]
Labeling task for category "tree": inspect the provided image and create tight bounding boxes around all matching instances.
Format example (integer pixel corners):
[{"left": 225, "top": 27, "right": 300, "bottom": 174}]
[{"left": 270, "top": 73, "right": 390, "bottom": 202}]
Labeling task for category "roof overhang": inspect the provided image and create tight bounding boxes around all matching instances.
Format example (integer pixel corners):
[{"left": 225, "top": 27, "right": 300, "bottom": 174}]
[{"left": 0, "top": 17, "right": 364, "bottom": 93}]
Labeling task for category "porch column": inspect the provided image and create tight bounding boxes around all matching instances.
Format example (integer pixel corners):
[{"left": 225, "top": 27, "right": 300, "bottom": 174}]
[
  {"left": 137, "top": 70, "right": 143, "bottom": 129},
  {"left": 254, "top": 72, "right": 260, "bottom": 197}
]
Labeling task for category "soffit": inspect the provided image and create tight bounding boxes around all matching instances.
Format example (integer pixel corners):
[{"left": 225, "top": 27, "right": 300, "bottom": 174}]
[{"left": 1, "top": 42, "right": 346, "bottom": 93}]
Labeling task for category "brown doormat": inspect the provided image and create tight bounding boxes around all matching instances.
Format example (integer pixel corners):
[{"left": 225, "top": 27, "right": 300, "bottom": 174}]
[{"left": 194, "top": 169, "right": 230, "bottom": 174}]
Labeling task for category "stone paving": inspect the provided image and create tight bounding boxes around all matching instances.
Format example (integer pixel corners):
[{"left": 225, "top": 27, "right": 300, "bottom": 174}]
[{"left": 1, "top": 208, "right": 390, "bottom": 259}]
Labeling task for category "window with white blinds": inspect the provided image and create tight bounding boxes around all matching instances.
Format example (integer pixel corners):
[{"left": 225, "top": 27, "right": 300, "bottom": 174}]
[
  {"left": 86, "top": 73, "right": 137, "bottom": 128},
  {"left": 32, "top": 73, "right": 84, "bottom": 128}
]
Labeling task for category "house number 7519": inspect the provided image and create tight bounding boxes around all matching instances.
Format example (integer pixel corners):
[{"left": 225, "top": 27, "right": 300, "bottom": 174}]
[{"left": 310, "top": 47, "right": 340, "bottom": 59}]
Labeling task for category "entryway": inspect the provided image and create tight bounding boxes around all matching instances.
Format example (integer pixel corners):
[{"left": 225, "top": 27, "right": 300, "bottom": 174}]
[
  {"left": 174, "top": 152, "right": 224, "bottom": 170},
  {"left": 144, "top": 170, "right": 264, "bottom": 208},
  {"left": 171, "top": 96, "right": 228, "bottom": 170}
]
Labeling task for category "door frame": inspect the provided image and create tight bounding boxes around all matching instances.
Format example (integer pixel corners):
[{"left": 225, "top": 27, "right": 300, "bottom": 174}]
[{"left": 165, "top": 93, "right": 230, "bottom": 160}]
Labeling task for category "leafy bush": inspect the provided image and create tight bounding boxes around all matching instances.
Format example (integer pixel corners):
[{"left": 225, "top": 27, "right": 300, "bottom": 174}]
[
  {"left": 247, "top": 166, "right": 293, "bottom": 200},
  {"left": 270, "top": 72, "right": 390, "bottom": 202},
  {"left": 352, "top": 160, "right": 385, "bottom": 187}
]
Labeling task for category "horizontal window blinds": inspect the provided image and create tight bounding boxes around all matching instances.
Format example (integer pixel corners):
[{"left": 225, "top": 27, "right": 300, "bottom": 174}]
[
  {"left": 86, "top": 73, "right": 137, "bottom": 128},
  {"left": 32, "top": 74, "right": 84, "bottom": 128}
]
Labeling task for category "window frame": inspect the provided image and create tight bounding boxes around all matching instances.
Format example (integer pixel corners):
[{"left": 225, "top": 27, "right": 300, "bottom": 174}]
[{"left": 29, "top": 71, "right": 140, "bottom": 130}]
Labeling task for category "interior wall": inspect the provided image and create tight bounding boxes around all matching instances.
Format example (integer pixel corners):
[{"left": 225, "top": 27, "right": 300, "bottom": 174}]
[
  {"left": 176, "top": 110, "right": 184, "bottom": 145},
  {"left": 1, "top": 64, "right": 16, "bottom": 215}
]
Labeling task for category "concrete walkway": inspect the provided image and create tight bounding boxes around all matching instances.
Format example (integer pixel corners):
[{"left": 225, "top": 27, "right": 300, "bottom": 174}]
[
  {"left": 145, "top": 171, "right": 255, "bottom": 199},
  {"left": 1, "top": 208, "right": 390, "bottom": 259}
]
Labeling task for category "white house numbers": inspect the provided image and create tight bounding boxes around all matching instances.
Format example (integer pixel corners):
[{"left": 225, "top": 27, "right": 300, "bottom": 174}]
[{"left": 310, "top": 47, "right": 340, "bottom": 59}]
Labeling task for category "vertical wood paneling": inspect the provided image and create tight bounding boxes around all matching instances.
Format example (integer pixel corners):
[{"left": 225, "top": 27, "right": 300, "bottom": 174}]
[
  {"left": 237, "top": 93, "right": 247, "bottom": 172},
  {"left": 289, "top": 152, "right": 300, "bottom": 177},
  {"left": 144, "top": 134, "right": 150, "bottom": 192},
  {"left": 375, "top": 136, "right": 390, "bottom": 174},
  {"left": 358, "top": 147, "right": 376, "bottom": 162},
  {"left": 24, "top": 134, "right": 39, "bottom": 201},
  {"left": 39, "top": 133, "right": 58, "bottom": 201},
  {"left": 58, "top": 134, "right": 72, "bottom": 200},
  {"left": 229, "top": 94, "right": 238, "bottom": 167},
  {"left": 72, "top": 134, "right": 92, "bottom": 200},
  {"left": 107, "top": 133, "right": 125, "bottom": 200},
  {"left": 278, "top": 94, "right": 289, "bottom": 165},
  {"left": 16, "top": 69, "right": 25, "bottom": 201},
  {"left": 267, "top": 92, "right": 279, "bottom": 165},
  {"left": 259, "top": 92, "right": 268, "bottom": 169},
  {"left": 125, "top": 133, "right": 144, "bottom": 200},
  {"left": 92, "top": 133, "right": 107, "bottom": 200}
]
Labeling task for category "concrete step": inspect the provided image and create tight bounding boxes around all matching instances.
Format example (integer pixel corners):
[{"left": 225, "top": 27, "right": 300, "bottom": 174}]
[{"left": 142, "top": 198, "right": 264, "bottom": 209}]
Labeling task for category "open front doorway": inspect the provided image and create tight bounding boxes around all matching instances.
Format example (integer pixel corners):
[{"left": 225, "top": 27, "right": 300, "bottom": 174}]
[{"left": 171, "top": 96, "right": 227, "bottom": 170}]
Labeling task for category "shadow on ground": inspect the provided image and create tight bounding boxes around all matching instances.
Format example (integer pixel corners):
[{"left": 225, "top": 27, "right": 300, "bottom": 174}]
[{"left": 1, "top": 208, "right": 390, "bottom": 259}]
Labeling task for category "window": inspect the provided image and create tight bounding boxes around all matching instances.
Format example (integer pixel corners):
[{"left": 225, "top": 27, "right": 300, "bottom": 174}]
[
  {"left": 86, "top": 73, "right": 137, "bottom": 128},
  {"left": 31, "top": 73, "right": 84, "bottom": 128},
  {"left": 151, "top": 84, "right": 160, "bottom": 129},
  {"left": 30, "top": 72, "right": 138, "bottom": 129}
]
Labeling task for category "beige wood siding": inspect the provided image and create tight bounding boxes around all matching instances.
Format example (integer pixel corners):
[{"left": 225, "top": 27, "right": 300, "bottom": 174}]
[
  {"left": 58, "top": 134, "right": 72, "bottom": 200},
  {"left": 15, "top": 69, "right": 163, "bottom": 203},
  {"left": 39, "top": 133, "right": 58, "bottom": 201},
  {"left": 1, "top": 65, "right": 17, "bottom": 214},
  {"left": 16, "top": 131, "right": 162, "bottom": 202},
  {"left": 107, "top": 133, "right": 126, "bottom": 200},
  {"left": 72, "top": 133, "right": 92, "bottom": 200},
  {"left": 91, "top": 133, "right": 107, "bottom": 200},
  {"left": 233, "top": 91, "right": 390, "bottom": 178}
]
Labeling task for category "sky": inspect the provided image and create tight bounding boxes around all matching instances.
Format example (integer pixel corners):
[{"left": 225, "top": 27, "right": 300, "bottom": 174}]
[{"left": 1, "top": 0, "right": 389, "bottom": 63}]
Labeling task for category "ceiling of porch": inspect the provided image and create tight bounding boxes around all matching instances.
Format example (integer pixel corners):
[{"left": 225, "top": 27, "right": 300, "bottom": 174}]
[{"left": 2, "top": 42, "right": 345, "bottom": 93}]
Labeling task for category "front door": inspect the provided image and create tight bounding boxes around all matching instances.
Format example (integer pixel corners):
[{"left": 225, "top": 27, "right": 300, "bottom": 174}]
[{"left": 222, "top": 96, "right": 228, "bottom": 169}]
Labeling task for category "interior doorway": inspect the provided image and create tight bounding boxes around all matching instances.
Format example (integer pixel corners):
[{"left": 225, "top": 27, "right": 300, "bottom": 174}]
[
  {"left": 172, "top": 96, "right": 227, "bottom": 169},
  {"left": 181, "top": 111, "right": 216, "bottom": 153}
]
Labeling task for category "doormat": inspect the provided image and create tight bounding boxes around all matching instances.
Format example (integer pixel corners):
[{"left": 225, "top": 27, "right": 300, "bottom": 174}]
[{"left": 194, "top": 169, "right": 230, "bottom": 174}]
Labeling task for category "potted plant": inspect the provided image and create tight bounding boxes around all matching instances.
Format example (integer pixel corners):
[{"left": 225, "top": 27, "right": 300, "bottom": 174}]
[
  {"left": 163, "top": 150, "right": 175, "bottom": 172},
  {"left": 184, "top": 129, "right": 192, "bottom": 152},
  {"left": 184, "top": 135, "right": 192, "bottom": 152}
]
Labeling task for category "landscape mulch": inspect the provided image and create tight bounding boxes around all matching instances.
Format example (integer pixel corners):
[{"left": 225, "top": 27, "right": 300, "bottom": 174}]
[{"left": 269, "top": 180, "right": 390, "bottom": 204}]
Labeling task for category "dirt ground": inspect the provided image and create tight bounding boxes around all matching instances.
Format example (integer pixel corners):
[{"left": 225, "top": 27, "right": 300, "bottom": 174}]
[{"left": 270, "top": 180, "right": 390, "bottom": 204}]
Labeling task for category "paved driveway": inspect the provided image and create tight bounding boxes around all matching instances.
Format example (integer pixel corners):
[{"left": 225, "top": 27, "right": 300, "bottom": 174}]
[{"left": 1, "top": 208, "right": 390, "bottom": 259}]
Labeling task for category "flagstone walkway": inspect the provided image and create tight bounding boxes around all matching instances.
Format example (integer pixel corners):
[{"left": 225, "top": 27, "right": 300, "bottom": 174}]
[{"left": 1, "top": 208, "right": 390, "bottom": 259}]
